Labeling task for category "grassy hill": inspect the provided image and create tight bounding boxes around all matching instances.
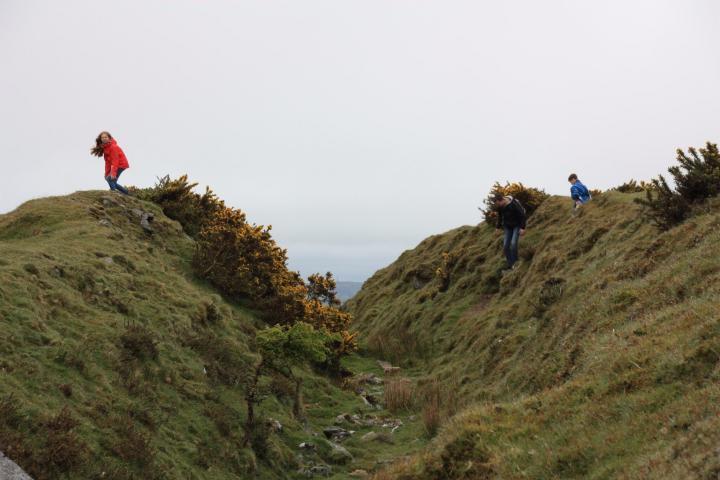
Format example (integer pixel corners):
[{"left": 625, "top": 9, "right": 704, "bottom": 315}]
[
  {"left": 0, "top": 191, "right": 427, "bottom": 479},
  {"left": 348, "top": 191, "right": 720, "bottom": 479}
]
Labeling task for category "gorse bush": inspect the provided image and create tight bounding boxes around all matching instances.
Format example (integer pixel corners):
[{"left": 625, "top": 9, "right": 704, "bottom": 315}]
[
  {"left": 635, "top": 142, "right": 720, "bottom": 229},
  {"left": 635, "top": 176, "right": 689, "bottom": 230},
  {"left": 141, "top": 175, "right": 357, "bottom": 360},
  {"left": 613, "top": 179, "right": 653, "bottom": 193},
  {"left": 669, "top": 142, "right": 720, "bottom": 201},
  {"left": 192, "top": 207, "right": 305, "bottom": 323},
  {"left": 306, "top": 271, "right": 340, "bottom": 306},
  {"left": 481, "top": 182, "right": 549, "bottom": 226},
  {"left": 136, "top": 175, "right": 224, "bottom": 237},
  {"left": 435, "top": 251, "right": 456, "bottom": 292}
]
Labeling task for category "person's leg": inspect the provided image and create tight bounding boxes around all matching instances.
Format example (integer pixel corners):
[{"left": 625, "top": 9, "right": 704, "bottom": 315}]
[
  {"left": 503, "top": 226, "right": 513, "bottom": 267},
  {"left": 509, "top": 227, "right": 521, "bottom": 266},
  {"left": 112, "top": 169, "right": 129, "bottom": 195}
]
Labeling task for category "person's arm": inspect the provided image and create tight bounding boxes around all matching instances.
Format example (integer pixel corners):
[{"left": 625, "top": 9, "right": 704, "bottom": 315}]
[
  {"left": 570, "top": 185, "right": 580, "bottom": 201},
  {"left": 496, "top": 208, "right": 503, "bottom": 229},
  {"left": 108, "top": 146, "right": 119, "bottom": 179},
  {"left": 515, "top": 202, "right": 527, "bottom": 230}
]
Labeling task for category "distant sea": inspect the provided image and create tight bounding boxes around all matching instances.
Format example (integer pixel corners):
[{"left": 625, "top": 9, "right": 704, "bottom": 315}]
[{"left": 336, "top": 281, "right": 363, "bottom": 302}]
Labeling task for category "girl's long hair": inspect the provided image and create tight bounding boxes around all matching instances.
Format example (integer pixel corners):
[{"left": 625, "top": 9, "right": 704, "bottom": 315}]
[{"left": 91, "top": 131, "right": 113, "bottom": 157}]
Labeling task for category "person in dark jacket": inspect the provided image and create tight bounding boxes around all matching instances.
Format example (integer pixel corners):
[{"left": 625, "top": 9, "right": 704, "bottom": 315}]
[
  {"left": 568, "top": 173, "right": 591, "bottom": 208},
  {"left": 494, "top": 194, "right": 527, "bottom": 268},
  {"left": 91, "top": 131, "right": 130, "bottom": 195}
]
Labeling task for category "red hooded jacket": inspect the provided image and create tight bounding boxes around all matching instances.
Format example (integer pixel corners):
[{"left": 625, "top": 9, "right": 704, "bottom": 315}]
[{"left": 103, "top": 139, "right": 130, "bottom": 178}]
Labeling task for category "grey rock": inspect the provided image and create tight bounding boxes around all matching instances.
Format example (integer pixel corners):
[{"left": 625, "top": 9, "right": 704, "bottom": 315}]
[
  {"left": 140, "top": 212, "right": 154, "bottom": 233},
  {"left": 268, "top": 419, "right": 283, "bottom": 432},
  {"left": 298, "top": 442, "right": 316, "bottom": 450},
  {"left": 0, "top": 451, "right": 33, "bottom": 480},
  {"left": 98, "top": 219, "right": 112, "bottom": 227},
  {"left": 309, "top": 464, "right": 332, "bottom": 476},
  {"left": 130, "top": 208, "right": 144, "bottom": 218},
  {"left": 360, "top": 431, "right": 378, "bottom": 442},
  {"left": 102, "top": 257, "right": 114, "bottom": 265},
  {"left": 326, "top": 442, "right": 353, "bottom": 464},
  {"left": 101, "top": 196, "right": 119, "bottom": 207},
  {"left": 360, "top": 393, "right": 381, "bottom": 409},
  {"left": 298, "top": 463, "right": 332, "bottom": 477},
  {"left": 322, "top": 426, "right": 353, "bottom": 442},
  {"left": 381, "top": 418, "right": 403, "bottom": 429}
]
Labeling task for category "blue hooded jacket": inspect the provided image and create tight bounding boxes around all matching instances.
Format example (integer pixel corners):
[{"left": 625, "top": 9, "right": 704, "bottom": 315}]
[{"left": 570, "top": 180, "right": 592, "bottom": 204}]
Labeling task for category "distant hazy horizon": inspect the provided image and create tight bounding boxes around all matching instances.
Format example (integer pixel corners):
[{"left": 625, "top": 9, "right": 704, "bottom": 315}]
[{"left": 2, "top": 1, "right": 719, "bottom": 281}]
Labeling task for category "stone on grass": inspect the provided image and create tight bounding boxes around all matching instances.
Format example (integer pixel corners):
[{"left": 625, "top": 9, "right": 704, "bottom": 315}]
[
  {"left": 360, "top": 431, "right": 378, "bottom": 442},
  {"left": 323, "top": 426, "right": 353, "bottom": 442},
  {"left": 327, "top": 442, "right": 353, "bottom": 464}
]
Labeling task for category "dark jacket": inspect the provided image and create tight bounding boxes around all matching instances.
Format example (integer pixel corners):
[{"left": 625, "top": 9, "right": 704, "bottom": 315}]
[{"left": 496, "top": 196, "right": 527, "bottom": 229}]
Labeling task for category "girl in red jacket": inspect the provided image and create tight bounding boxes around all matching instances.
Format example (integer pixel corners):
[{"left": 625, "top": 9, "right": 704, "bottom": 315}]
[{"left": 91, "top": 131, "right": 130, "bottom": 195}]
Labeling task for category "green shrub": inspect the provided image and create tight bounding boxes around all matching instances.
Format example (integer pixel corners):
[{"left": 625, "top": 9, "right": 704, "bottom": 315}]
[
  {"left": 41, "top": 407, "right": 89, "bottom": 474},
  {"left": 424, "top": 430, "right": 494, "bottom": 479},
  {"left": 5, "top": 406, "right": 91, "bottom": 480},
  {"left": 635, "top": 175, "right": 690, "bottom": 230},
  {"left": 110, "top": 416, "right": 155, "bottom": 467},
  {"left": 636, "top": 142, "right": 720, "bottom": 229},
  {"left": 184, "top": 332, "right": 251, "bottom": 387},
  {"left": 119, "top": 324, "right": 158, "bottom": 361},
  {"left": 670, "top": 142, "right": 720, "bottom": 201},
  {"left": 193, "top": 300, "right": 223, "bottom": 327}
]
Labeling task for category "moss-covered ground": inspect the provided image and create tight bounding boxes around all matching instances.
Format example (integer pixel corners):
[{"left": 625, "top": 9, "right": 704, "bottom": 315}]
[
  {"left": 348, "top": 192, "right": 720, "bottom": 479},
  {"left": 0, "top": 191, "right": 428, "bottom": 479}
]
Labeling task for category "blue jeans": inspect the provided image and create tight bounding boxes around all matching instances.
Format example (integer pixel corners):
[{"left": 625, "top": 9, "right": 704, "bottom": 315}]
[
  {"left": 106, "top": 168, "right": 129, "bottom": 195},
  {"left": 503, "top": 226, "right": 521, "bottom": 267}
]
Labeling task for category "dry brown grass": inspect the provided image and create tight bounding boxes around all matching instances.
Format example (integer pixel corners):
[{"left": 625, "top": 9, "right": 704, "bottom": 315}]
[
  {"left": 383, "top": 377, "right": 414, "bottom": 412},
  {"left": 421, "top": 385, "right": 441, "bottom": 437}
]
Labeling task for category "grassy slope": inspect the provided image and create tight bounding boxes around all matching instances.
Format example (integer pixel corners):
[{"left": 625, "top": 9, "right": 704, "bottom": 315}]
[
  {"left": 0, "top": 192, "right": 428, "bottom": 479},
  {"left": 347, "top": 192, "right": 720, "bottom": 479}
]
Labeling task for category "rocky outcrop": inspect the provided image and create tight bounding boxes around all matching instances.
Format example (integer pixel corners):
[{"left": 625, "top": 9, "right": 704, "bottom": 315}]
[{"left": 0, "top": 451, "right": 33, "bottom": 480}]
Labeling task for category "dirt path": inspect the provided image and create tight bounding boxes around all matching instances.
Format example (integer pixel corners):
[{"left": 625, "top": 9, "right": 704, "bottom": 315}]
[{"left": 297, "top": 354, "right": 428, "bottom": 479}]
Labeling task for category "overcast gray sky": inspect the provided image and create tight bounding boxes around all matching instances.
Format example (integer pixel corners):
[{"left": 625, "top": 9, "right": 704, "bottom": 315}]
[{"left": 2, "top": 1, "right": 719, "bottom": 281}]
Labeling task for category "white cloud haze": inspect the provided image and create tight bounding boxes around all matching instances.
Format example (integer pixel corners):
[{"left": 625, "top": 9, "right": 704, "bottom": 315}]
[{"left": 2, "top": 0, "right": 719, "bottom": 280}]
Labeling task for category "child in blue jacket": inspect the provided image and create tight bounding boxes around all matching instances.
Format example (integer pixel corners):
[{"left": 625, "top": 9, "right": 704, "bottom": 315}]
[{"left": 568, "top": 173, "right": 592, "bottom": 208}]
